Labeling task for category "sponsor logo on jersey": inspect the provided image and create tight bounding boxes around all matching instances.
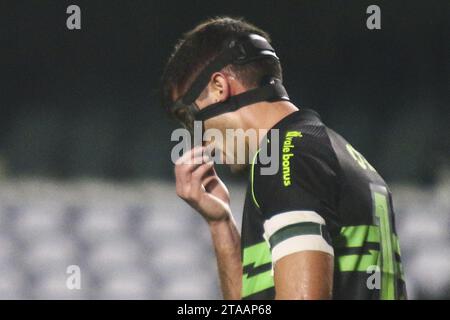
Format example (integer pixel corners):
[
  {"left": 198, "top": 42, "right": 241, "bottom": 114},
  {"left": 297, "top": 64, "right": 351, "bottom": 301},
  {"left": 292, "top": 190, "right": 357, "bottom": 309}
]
[{"left": 282, "top": 131, "right": 302, "bottom": 187}]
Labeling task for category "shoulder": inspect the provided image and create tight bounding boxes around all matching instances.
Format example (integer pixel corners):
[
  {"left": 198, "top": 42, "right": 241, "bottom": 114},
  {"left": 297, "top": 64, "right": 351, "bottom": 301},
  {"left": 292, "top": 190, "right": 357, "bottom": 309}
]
[
  {"left": 250, "top": 119, "right": 340, "bottom": 216},
  {"left": 269, "top": 109, "right": 337, "bottom": 162},
  {"left": 254, "top": 120, "right": 339, "bottom": 184}
]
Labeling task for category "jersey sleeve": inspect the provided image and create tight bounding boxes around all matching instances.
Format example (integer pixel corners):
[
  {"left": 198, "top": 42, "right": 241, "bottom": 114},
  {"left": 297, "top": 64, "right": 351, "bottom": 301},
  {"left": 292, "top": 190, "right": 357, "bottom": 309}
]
[{"left": 252, "top": 129, "right": 339, "bottom": 264}]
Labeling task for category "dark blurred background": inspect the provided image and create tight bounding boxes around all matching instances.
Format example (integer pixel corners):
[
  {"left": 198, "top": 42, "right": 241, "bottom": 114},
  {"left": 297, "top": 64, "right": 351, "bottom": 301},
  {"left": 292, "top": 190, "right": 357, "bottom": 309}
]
[
  {"left": 0, "top": 0, "right": 449, "bottom": 300},
  {"left": 1, "top": 0, "right": 448, "bottom": 183}
]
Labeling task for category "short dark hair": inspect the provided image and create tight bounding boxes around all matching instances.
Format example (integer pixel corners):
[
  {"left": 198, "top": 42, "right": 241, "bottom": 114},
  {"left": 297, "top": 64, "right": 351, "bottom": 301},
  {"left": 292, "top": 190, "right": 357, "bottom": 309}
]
[{"left": 160, "top": 16, "right": 283, "bottom": 110}]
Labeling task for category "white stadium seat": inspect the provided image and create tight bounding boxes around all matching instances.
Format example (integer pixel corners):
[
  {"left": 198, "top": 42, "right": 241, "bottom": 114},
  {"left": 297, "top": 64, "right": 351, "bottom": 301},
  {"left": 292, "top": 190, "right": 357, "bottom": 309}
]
[{"left": 0, "top": 179, "right": 447, "bottom": 299}]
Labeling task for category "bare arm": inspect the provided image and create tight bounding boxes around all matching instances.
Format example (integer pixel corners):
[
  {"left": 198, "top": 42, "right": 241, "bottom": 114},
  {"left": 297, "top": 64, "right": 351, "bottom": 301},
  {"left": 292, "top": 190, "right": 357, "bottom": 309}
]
[
  {"left": 274, "top": 251, "right": 334, "bottom": 300},
  {"left": 209, "top": 218, "right": 242, "bottom": 299},
  {"left": 174, "top": 146, "right": 242, "bottom": 299}
]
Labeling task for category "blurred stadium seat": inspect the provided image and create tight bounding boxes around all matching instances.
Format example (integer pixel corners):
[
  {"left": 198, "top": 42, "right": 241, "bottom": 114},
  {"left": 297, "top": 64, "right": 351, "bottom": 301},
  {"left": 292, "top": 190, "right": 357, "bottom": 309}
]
[{"left": 0, "top": 176, "right": 448, "bottom": 299}]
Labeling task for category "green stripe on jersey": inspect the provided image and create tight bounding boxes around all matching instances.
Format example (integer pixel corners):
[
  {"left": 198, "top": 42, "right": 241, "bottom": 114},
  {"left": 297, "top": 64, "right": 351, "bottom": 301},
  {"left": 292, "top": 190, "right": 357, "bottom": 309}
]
[
  {"left": 242, "top": 241, "right": 272, "bottom": 268},
  {"left": 241, "top": 242, "right": 273, "bottom": 298},
  {"left": 335, "top": 225, "right": 401, "bottom": 256},
  {"left": 242, "top": 270, "right": 273, "bottom": 298},
  {"left": 335, "top": 225, "right": 405, "bottom": 285},
  {"left": 338, "top": 250, "right": 379, "bottom": 272}
]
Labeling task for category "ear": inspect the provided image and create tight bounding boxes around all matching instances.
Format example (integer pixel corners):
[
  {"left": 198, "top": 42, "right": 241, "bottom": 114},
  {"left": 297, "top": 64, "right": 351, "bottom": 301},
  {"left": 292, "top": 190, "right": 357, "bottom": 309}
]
[{"left": 209, "top": 72, "right": 230, "bottom": 102}]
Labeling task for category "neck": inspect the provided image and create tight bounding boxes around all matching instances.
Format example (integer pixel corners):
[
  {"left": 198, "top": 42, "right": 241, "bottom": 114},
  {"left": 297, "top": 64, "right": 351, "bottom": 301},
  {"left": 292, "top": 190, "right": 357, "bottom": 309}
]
[
  {"left": 240, "top": 100, "right": 299, "bottom": 134},
  {"left": 236, "top": 100, "right": 298, "bottom": 159}
]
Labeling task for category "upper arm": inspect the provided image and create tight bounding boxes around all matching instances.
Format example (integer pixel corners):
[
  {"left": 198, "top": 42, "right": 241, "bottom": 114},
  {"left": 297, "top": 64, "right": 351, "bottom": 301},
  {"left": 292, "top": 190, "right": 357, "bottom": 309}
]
[
  {"left": 274, "top": 250, "right": 334, "bottom": 300},
  {"left": 264, "top": 209, "right": 335, "bottom": 299}
]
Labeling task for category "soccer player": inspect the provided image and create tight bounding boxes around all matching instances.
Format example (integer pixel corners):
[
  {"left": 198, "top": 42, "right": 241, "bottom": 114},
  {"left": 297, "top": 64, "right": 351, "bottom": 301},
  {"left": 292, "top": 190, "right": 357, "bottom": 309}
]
[{"left": 161, "top": 17, "right": 406, "bottom": 300}]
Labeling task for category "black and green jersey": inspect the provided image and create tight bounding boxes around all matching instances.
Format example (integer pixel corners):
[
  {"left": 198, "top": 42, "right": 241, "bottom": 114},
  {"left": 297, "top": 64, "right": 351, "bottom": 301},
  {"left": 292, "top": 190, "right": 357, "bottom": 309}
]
[{"left": 241, "top": 108, "right": 406, "bottom": 300}]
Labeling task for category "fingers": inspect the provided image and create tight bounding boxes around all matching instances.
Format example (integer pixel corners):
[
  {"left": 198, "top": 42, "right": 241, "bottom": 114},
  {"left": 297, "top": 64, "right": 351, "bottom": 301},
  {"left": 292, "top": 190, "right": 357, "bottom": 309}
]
[
  {"left": 176, "top": 161, "right": 214, "bottom": 201},
  {"left": 190, "top": 161, "right": 214, "bottom": 199},
  {"left": 202, "top": 175, "right": 219, "bottom": 195},
  {"left": 175, "top": 145, "right": 204, "bottom": 165},
  {"left": 174, "top": 146, "right": 215, "bottom": 200}
]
